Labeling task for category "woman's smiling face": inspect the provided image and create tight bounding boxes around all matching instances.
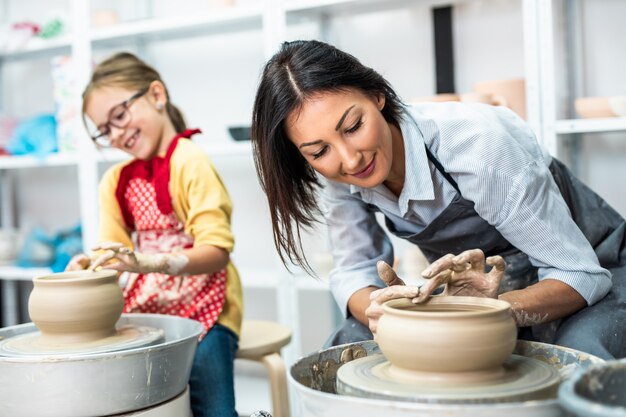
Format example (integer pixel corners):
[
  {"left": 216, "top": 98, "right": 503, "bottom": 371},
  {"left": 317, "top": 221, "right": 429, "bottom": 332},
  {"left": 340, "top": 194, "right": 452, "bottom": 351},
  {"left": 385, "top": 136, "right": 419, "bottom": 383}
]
[{"left": 285, "top": 88, "right": 396, "bottom": 189}]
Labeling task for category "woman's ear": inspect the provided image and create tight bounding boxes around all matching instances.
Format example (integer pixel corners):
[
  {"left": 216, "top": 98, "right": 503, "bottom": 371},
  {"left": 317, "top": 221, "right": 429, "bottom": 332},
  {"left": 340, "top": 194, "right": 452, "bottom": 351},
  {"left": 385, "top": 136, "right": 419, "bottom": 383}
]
[
  {"left": 376, "top": 94, "right": 386, "bottom": 111},
  {"left": 149, "top": 80, "right": 168, "bottom": 110}
]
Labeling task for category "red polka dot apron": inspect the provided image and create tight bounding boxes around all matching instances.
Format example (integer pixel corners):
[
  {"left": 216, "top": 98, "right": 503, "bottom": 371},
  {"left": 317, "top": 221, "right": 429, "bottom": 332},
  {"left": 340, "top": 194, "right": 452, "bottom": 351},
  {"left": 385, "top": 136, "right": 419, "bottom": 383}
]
[{"left": 115, "top": 129, "right": 226, "bottom": 340}]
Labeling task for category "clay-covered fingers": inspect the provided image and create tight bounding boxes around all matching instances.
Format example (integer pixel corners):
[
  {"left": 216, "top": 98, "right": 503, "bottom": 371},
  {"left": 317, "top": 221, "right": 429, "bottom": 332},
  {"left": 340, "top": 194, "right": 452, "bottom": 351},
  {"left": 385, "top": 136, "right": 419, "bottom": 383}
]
[
  {"left": 452, "top": 249, "right": 486, "bottom": 272},
  {"left": 485, "top": 255, "right": 506, "bottom": 296},
  {"left": 367, "top": 285, "right": 421, "bottom": 333},
  {"left": 91, "top": 241, "right": 125, "bottom": 252},
  {"left": 421, "top": 253, "right": 455, "bottom": 279},
  {"left": 371, "top": 285, "right": 422, "bottom": 305},
  {"left": 377, "top": 260, "right": 405, "bottom": 286},
  {"left": 413, "top": 269, "right": 452, "bottom": 303},
  {"left": 88, "top": 250, "right": 119, "bottom": 271},
  {"left": 65, "top": 254, "right": 91, "bottom": 271}
]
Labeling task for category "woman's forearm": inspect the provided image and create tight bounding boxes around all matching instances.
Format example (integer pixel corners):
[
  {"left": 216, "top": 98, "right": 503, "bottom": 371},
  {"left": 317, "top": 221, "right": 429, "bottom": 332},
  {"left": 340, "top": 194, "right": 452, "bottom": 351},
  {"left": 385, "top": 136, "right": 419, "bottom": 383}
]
[
  {"left": 499, "top": 279, "right": 587, "bottom": 327},
  {"left": 348, "top": 286, "right": 380, "bottom": 326}
]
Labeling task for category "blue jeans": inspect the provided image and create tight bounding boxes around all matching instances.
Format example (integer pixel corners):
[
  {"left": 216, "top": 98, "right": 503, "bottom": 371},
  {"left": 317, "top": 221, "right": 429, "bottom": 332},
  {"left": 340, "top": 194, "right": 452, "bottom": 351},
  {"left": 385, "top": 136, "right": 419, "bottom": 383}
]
[{"left": 189, "top": 323, "right": 239, "bottom": 417}]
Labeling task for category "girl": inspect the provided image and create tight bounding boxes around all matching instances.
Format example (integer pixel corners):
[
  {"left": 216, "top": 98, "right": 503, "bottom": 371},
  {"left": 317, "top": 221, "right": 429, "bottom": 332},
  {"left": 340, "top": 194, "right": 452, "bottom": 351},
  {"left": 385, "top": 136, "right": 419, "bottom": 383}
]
[
  {"left": 68, "top": 52, "right": 242, "bottom": 417},
  {"left": 251, "top": 40, "right": 625, "bottom": 359}
]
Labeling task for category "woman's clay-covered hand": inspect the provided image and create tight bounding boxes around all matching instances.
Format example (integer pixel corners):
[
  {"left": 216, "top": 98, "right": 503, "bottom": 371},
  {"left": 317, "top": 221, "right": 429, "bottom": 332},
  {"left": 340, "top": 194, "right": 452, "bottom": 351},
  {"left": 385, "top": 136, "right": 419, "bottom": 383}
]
[
  {"left": 365, "top": 260, "right": 421, "bottom": 334},
  {"left": 416, "top": 248, "right": 506, "bottom": 303},
  {"left": 89, "top": 242, "right": 188, "bottom": 275},
  {"left": 65, "top": 254, "right": 92, "bottom": 271},
  {"left": 366, "top": 250, "right": 506, "bottom": 334}
]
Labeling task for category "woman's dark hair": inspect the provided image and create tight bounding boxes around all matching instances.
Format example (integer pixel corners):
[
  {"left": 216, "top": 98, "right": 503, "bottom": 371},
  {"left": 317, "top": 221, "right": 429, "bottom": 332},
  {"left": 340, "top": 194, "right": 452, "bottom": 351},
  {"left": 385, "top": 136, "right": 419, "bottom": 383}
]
[
  {"left": 251, "top": 40, "right": 404, "bottom": 273},
  {"left": 82, "top": 52, "right": 186, "bottom": 134}
]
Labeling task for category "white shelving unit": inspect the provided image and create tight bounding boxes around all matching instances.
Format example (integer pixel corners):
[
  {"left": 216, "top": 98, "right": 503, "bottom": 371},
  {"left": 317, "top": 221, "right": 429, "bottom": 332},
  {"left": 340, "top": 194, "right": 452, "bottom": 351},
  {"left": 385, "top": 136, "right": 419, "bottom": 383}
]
[{"left": 524, "top": 0, "right": 626, "bottom": 157}]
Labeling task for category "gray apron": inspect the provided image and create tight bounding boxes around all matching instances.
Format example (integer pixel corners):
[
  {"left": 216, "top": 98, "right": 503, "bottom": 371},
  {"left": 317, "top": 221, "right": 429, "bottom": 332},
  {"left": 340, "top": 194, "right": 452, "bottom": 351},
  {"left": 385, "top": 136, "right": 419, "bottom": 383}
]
[{"left": 325, "top": 147, "right": 626, "bottom": 360}]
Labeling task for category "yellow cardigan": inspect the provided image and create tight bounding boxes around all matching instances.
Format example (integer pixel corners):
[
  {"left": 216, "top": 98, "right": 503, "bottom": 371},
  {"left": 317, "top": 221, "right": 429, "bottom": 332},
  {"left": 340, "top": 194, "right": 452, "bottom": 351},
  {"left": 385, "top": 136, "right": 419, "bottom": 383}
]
[{"left": 97, "top": 138, "right": 243, "bottom": 337}]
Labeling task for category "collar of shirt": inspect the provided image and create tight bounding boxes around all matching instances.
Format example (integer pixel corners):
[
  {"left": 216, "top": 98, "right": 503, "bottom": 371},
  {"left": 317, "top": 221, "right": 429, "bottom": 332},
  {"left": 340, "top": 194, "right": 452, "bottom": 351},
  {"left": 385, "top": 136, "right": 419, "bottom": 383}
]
[{"left": 349, "top": 108, "right": 435, "bottom": 217}]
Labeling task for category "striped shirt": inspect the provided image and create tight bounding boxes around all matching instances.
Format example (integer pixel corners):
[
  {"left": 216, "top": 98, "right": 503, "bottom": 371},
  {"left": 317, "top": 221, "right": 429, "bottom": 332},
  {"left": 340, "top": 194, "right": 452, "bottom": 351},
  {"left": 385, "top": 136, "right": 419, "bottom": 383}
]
[{"left": 323, "top": 102, "right": 612, "bottom": 317}]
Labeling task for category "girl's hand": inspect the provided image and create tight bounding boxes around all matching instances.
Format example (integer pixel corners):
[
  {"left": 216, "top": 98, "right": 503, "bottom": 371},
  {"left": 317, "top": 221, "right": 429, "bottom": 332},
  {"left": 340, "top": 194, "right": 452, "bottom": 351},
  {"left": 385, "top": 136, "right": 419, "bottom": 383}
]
[
  {"left": 90, "top": 242, "right": 189, "bottom": 275},
  {"left": 65, "top": 254, "right": 91, "bottom": 271},
  {"left": 366, "top": 261, "right": 421, "bottom": 334},
  {"left": 415, "top": 249, "right": 506, "bottom": 303}
]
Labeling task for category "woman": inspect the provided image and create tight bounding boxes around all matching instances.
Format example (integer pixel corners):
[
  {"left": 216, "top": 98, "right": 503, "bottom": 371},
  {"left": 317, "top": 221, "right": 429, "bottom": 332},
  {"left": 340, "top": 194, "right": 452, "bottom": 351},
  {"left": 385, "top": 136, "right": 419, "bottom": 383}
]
[{"left": 251, "top": 40, "right": 625, "bottom": 359}]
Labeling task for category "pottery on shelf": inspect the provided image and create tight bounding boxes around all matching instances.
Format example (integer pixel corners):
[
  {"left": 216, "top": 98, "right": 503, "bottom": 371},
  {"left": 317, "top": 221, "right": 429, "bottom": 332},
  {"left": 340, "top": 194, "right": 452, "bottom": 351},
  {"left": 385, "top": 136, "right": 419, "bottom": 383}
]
[
  {"left": 376, "top": 296, "right": 517, "bottom": 376},
  {"left": 28, "top": 269, "right": 124, "bottom": 346},
  {"left": 472, "top": 78, "right": 527, "bottom": 120},
  {"left": 460, "top": 92, "right": 508, "bottom": 107},
  {"left": 574, "top": 96, "right": 626, "bottom": 119},
  {"left": 409, "top": 93, "right": 460, "bottom": 103}
]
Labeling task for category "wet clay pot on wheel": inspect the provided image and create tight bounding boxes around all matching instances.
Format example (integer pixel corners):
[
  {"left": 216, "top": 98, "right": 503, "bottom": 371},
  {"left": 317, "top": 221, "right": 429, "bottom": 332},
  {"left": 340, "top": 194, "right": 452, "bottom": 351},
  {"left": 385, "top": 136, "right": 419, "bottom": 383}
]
[
  {"left": 29, "top": 270, "right": 124, "bottom": 346},
  {"left": 376, "top": 296, "right": 517, "bottom": 381}
]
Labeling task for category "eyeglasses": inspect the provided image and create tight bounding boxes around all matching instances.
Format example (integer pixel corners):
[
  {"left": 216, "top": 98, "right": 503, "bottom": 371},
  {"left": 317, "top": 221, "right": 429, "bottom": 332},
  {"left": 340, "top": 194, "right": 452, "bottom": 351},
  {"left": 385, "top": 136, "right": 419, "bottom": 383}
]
[{"left": 86, "top": 88, "right": 148, "bottom": 147}]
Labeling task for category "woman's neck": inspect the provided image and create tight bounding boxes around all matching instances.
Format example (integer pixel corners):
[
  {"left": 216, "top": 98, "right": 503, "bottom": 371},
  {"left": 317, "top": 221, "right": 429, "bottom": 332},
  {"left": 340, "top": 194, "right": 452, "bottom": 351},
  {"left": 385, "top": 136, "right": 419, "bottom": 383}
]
[{"left": 383, "top": 123, "right": 406, "bottom": 197}]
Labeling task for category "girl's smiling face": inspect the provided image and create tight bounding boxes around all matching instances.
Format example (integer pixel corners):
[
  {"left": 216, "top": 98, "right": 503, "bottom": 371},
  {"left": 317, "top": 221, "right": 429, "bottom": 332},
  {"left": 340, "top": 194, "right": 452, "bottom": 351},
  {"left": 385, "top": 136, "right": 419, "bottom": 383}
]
[
  {"left": 84, "top": 83, "right": 172, "bottom": 160},
  {"left": 285, "top": 88, "right": 401, "bottom": 190}
]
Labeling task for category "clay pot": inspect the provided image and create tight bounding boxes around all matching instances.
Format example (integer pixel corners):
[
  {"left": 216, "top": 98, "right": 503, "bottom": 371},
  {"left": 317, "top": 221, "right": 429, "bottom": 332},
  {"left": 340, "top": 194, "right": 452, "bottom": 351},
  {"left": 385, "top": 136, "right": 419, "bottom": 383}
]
[
  {"left": 473, "top": 78, "right": 526, "bottom": 119},
  {"left": 29, "top": 270, "right": 124, "bottom": 345},
  {"left": 376, "top": 296, "right": 516, "bottom": 377}
]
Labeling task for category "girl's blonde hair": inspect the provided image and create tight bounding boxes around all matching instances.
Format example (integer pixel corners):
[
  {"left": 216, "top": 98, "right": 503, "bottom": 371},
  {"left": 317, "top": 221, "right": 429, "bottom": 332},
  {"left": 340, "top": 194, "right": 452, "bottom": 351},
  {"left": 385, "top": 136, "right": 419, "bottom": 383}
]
[{"left": 82, "top": 52, "right": 186, "bottom": 133}]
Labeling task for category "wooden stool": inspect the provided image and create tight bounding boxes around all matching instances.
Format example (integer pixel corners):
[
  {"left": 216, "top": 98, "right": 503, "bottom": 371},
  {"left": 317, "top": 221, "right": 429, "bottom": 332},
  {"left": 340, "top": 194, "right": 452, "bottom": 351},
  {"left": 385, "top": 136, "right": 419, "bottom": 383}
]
[{"left": 236, "top": 320, "right": 292, "bottom": 417}]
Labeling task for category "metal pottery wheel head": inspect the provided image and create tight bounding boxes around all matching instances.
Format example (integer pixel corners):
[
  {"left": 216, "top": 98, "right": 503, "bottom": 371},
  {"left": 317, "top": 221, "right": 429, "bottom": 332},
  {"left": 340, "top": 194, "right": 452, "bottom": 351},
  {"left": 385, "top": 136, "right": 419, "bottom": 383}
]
[
  {"left": 289, "top": 340, "right": 606, "bottom": 417},
  {"left": 559, "top": 359, "right": 626, "bottom": 417}
]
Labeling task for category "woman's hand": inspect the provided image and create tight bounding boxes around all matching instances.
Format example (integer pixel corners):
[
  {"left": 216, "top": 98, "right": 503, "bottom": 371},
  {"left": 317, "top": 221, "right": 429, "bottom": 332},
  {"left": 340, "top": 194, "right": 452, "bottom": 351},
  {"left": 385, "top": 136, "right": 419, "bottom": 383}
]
[
  {"left": 65, "top": 254, "right": 91, "bottom": 271},
  {"left": 365, "top": 261, "right": 421, "bottom": 334},
  {"left": 415, "top": 249, "right": 506, "bottom": 303},
  {"left": 89, "top": 242, "right": 189, "bottom": 275}
]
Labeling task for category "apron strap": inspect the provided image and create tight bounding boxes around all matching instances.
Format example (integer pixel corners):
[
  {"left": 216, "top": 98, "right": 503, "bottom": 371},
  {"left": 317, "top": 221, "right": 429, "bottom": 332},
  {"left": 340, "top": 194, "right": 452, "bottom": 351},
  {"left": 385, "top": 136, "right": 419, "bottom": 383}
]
[{"left": 424, "top": 145, "right": 461, "bottom": 193}]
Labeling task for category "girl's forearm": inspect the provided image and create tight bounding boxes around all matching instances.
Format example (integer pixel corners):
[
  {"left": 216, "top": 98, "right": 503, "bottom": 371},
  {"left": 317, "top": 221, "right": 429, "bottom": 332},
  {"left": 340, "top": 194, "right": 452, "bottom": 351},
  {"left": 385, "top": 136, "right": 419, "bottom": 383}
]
[{"left": 176, "top": 245, "right": 230, "bottom": 275}]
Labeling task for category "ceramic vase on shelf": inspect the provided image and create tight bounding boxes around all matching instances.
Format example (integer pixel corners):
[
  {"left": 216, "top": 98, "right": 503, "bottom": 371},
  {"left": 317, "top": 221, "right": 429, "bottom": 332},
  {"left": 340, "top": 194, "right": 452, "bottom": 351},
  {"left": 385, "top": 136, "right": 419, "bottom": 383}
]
[
  {"left": 460, "top": 92, "right": 507, "bottom": 107},
  {"left": 409, "top": 93, "right": 460, "bottom": 104},
  {"left": 574, "top": 96, "right": 626, "bottom": 119},
  {"left": 472, "top": 78, "right": 526, "bottom": 120}
]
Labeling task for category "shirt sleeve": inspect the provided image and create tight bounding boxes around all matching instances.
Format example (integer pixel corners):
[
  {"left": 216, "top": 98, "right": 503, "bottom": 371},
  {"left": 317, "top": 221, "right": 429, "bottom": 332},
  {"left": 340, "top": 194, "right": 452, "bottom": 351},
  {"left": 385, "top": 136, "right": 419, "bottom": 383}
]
[
  {"left": 97, "top": 166, "right": 134, "bottom": 249},
  {"left": 323, "top": 180, "right": 393, "bottom": 317},
  {"left": 171, "top": 144, "right": 235, "bottom": 253},
  {"left": 437, "top": 105, "right": 612, "bottom": 305}
]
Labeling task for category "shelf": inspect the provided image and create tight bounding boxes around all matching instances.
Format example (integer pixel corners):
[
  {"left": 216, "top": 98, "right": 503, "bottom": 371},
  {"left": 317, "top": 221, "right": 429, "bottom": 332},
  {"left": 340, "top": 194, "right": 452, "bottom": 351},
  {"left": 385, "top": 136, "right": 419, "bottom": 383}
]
[
  {"left": 285, "top": 0, "right": 459, "bottom": 17},
  {"left": 95, "top": 140, "right": 252, "bottom": 164},
  {"left": 555, "top": 118, "right": 626, "bottom": 134},
  {"left": 0, "top": 142, "right": 250, "bottom": 170},
  {"left": 0, "top": 266, "right": 52, "bottom": 281},
  {"left": 0, "top": 153, "right": 79, "bottom": 170},
  {"left": 0, "top": 36, "right": 72, "bottom": 62},
  {"left": 91, "top": 5, "right": 263, "bottom": 46}
]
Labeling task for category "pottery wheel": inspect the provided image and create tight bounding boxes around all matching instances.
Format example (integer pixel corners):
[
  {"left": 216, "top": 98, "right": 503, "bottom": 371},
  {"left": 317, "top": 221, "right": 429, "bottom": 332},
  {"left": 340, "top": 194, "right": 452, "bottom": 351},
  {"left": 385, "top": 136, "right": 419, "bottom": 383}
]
[
  {"left": 0, "top": 325, "right": 165, "bottom": 357},
  {"left": 336, "top": 353, "right": 560, "bottom": 404}
]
